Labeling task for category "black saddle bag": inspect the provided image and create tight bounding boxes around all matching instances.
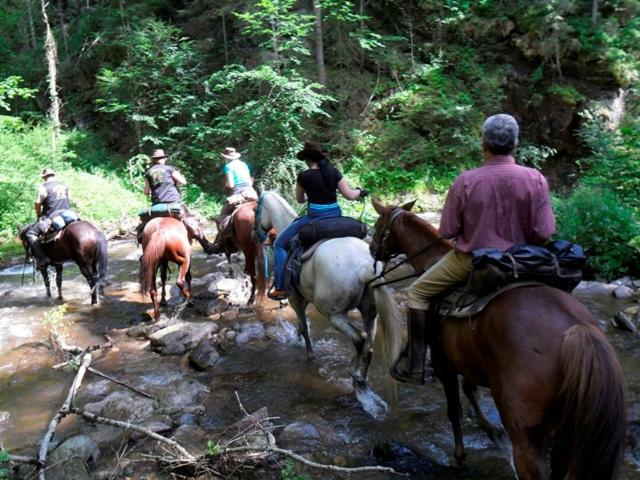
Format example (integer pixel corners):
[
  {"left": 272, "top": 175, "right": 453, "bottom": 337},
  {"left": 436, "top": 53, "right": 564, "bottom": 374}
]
[
  {"left": 468, "top": 240, "right": 586, "bottom": 295},
  {"left": 297, "top": 216, "right": 367, "bottom": 249}
]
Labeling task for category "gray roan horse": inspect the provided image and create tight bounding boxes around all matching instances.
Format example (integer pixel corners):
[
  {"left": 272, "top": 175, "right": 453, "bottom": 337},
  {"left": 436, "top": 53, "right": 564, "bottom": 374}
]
[{"left": 253, "top": 192, "right": 402, "bottom": 417}]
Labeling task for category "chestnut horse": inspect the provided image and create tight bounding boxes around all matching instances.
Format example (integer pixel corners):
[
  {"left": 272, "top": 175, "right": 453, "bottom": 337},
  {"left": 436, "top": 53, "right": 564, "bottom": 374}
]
[
  {"left": 219, "top": 201, "right": 266, "bottom": 304},
  {"left": 19, "top": 220, "right": 108, "bottom": 305},
  {"left": 139, "top": 216, "right": 191, "bottom": 320},
  {"left": 370, "top": 200, "right": 626, "bottom": 480}
]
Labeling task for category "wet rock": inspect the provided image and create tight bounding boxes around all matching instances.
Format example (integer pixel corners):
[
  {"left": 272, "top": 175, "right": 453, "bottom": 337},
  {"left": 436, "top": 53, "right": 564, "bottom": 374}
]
[
  {"left": 613, "top": 285, "right": 634, "bottom": 299},
  {"left": 179, "top": 413, "right": 198, "bottom": 426},
  {"left": 188, "top": 337, "right": 221, "bottom": 370},
  {"left": 130, "top": 416, "right": 173, "bottom": 441},
  {"left": 573, "top": 281, "right": 616, "bottom": 295},
  {"left": 612, "top": 312, "right": 638, "bottom": 333},
  {"left": 265, "top": 319, "right": 299, "bottom": 344},
  {"left": 172, "top": 424, "right": 209, "bottom": 455},
  {"left": 149, "top": 322, "right": 217, "bottom": 355},
  {"left": 158, "top": 379, "right": 208, "bottom": 411},
  {"left": 192, "top": 292, "right": 229, "bottom": 316},
  {"left": 85, "top": 391, "right": 155, "bottom": 423},
  {"left": 225, "top": 329, "right": 237, "bottom": 341},
  {"left": 48, "top": 435, "right": 99, "bottom": 480},
  {"left": 372, "top": 441, "right": 445, "bottom": 477},
  {"left": 278, "top": 422, "right": 320, "bottom": 452},
  {"left": 236, "top": 321, "right": 265, "bottom": 344},
  {"left": 612, "top": 276, "right": 634, "bottom": 288},
  {"left": 225, "top": 407, "right": 273, "bottom": 449}
]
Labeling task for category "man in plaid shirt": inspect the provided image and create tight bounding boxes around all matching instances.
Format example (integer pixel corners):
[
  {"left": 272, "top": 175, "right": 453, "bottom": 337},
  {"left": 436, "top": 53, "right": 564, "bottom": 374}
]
[{"left": 392, "top": 114, "right": 556, "bottom": 384}]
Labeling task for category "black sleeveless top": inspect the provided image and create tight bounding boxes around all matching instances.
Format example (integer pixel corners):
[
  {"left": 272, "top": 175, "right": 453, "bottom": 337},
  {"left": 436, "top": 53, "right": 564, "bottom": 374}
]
[
  {"left": 145, "top": 164, "right": 181, "bottom": 204},
  {"left": 297, "top": 167, "right": 343, "bottom": 204},
  {"left": 42, "top": 180, "right": 70, "bottom": 217}
]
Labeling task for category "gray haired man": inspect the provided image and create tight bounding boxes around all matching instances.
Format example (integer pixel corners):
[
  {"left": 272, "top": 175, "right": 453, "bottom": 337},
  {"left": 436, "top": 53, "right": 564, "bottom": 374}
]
[{"left": 391, "top": 113, "right": 556, "bottom": 384}]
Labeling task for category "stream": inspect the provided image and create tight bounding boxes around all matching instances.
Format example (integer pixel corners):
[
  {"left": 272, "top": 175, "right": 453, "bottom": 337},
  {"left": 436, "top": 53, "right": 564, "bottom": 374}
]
[{"left": 0, "top": 239, "right": 639, "bottom": 479}]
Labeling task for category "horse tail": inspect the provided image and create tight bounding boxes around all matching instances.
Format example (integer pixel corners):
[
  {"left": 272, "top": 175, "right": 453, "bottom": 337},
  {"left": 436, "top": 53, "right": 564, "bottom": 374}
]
[
  {"left": 360, "top": 262, "right": 403, "bottom": 374},
  {"left": 95, "top": 231, "right": 108, "bottom": 291},
  {"left": 140, "top": 231, "right": 165, "bottom": 296},
  {"left": 558, "top": 324, "right": 626, "bottom": 480}
]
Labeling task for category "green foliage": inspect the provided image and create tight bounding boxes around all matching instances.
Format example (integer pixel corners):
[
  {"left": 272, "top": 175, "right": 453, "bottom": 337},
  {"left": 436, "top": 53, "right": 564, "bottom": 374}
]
[
  {"left": 0, "top": 76, "right": 35, "bottom": 111},
  {"left": 0, "top": 117, "right": 144, "bottom": 239},
  {"left": 236, "top": 0, "right": 315, "bottom": 66},
  {"left": 206, "top": 440, "right": 221, "bottom": 456},
  {"left": 205, "top": 65, "right": 333, "bottom": 188},
  {"left": 517, "top": 143, "right": 557, "bottom": 169},
  {"left": 0, "top": 449, "right": 9, "bottom": 480},
  {"left": 281, "top": 459, "right": 310, "bottom": 480},
  {"left": 554, "top": 185, "right": 640, "bottom": 279},
  {"left": 546, "top": 84, "right": 585, "bottom": 106},
  {"left": 42, "top": 304, "right": 70, "bottom": 345}
]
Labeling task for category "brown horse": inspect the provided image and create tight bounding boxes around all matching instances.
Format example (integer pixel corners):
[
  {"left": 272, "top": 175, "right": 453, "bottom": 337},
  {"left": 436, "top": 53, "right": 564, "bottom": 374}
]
[
  {"left": 19, "top": 220, "right": 108, "bottom": 305},
  {"left": 219, "top": 201, "right": 266, "bottom": 304},
  {"left": 370, "top": 200, "right": 627, "bottom": 480},
  {"left": 139, "top": 216, "right": 191, "bottom": 320}
]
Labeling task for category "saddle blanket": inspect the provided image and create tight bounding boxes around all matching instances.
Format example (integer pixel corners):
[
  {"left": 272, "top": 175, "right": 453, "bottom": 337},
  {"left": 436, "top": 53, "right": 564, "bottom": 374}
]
[{"left": 433, "top": 281, "right": 546, "bottom": 318}]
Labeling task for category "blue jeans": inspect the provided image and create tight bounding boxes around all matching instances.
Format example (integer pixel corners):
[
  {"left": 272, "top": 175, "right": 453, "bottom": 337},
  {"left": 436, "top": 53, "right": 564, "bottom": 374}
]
[{"left": 273, "top": 206, "right": 342, "bottom": 289}]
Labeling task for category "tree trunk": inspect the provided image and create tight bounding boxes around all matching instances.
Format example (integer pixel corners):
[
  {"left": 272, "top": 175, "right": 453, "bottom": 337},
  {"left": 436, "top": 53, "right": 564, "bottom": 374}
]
[
  {"left": 221, "top": 13, "right": 229, "bottom": 64},
  {"left": 57, "top": 0, "right": 69, "bottom": 58},
  {"left": 25, "top": 0, "right": 37, "bottom": 48},
  {"left": 591, "top": 0, "right": 598, "bottom": 27},
  {"left": 312, "top": 0, "right": 326, "bottom": 85},
  {"left": 41, "top": 0, "right": 61, "bottom": 158},
  {"left": 408, "top": 17, "right": 415, "bottom": 73}
]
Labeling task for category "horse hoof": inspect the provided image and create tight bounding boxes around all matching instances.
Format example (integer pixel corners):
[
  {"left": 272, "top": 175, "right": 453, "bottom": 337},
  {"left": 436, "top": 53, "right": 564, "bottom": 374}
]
[{"left": 454, "top": 449, "right": 466, "bottom": 466}]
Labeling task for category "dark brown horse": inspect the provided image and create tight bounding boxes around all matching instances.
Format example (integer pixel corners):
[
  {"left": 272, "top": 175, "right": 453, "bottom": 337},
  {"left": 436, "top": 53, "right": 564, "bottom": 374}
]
[
  {"left": 19, "top": 220, "right": 108, "bottom": 305},
  {"left": 220, "top": 201, "right": 266, "bottom": 304},
  {"left": 370, "top": 199, "right": 627, "bottom": 480},
  {"left": 139, "top": 216, "right": 191, "bottom": 320}
]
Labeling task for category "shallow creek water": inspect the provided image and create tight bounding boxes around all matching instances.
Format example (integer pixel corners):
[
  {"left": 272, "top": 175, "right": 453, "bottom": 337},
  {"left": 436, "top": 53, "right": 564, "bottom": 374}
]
[{"left": 0, "top": 240, "right": 639, "bottom": 479}]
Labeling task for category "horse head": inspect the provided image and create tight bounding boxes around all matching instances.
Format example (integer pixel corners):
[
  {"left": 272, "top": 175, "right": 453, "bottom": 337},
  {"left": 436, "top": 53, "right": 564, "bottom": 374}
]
[
  {"left": 16, "top": 224, "right": 31, "bottom": 253},
  {"left": 370, "top": 198, "right": 415, "bottom": 262}
]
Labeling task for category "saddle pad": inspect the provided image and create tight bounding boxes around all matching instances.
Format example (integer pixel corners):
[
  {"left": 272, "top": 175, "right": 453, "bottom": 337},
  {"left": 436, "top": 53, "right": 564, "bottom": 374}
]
[
  {"left": 435, "top": 281, "right": 546, "bottom": 318},
  {"left": 300, "top": 239, "right": 330, "bottom": 262}
]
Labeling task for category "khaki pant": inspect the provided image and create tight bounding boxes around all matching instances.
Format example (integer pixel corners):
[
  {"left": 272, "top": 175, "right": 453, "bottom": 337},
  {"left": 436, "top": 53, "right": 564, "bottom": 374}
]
[{"left": 407, "top": 249, "right": 473, "bottom": 310}]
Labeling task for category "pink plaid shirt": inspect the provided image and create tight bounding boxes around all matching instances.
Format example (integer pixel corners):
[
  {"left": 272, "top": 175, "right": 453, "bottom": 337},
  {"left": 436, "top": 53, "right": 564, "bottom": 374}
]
[{"left": 439, "top": 155, "right": 556, "bottom": 253}]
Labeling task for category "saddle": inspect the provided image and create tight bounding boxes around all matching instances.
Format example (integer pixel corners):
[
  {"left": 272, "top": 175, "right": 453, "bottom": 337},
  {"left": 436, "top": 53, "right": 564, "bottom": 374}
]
[
  {"left": 283, "top": 216, "right": 368, "bottom": 296},
  {"left": 138, "top": 202, "right": 183, "bottom": 219},
  {"left": 431, "top": 281, "right": 546, "bottom": 318},
  {"left": 41, "top": 229, "right": 65, "bottom": 244}
]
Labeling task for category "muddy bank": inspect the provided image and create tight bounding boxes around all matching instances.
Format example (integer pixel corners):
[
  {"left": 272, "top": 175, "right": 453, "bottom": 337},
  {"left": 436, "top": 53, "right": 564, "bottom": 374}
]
[{"left": 0, "top": 239, "right": 639, "bottom": 479}]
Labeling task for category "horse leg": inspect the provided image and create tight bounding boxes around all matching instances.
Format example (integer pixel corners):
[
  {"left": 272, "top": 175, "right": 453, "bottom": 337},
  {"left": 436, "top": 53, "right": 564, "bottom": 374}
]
[
  {"left": 79, "top": 265, "right": 96, "bottom": 304},
  {"left": 55, "top": 264, "right": 64, "bottom": 301},
  {"left": 508, "top": 434, "right": 548, "bottom": 480},
  {"left": 462, "top": 379, "right": 507, "bottom": 447},
  {"left": 289, "top": 293, "right": 313, "bottom": 360},
  {"left": 40, "top": 267, "right": 51, "bottom": 298},
  {"left": 160, "top": 261, "right": 168, "bottom": 306},
  {"left": 355, "top": 288, "right": 378, "bottom": 384},
  {"left": 329, "top": 312, "right": 367, "bottom": 387},
  {"left": 176, "top": 257, "right": 191, "bottom": 300},
  {"left": 435, "top": 351, "right": 465, "bottom": 464}
]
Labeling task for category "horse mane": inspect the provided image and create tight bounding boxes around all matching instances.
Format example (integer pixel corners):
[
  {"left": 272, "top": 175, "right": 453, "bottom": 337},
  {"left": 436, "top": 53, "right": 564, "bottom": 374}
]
[
  {"left": 265, "top": 191, "right": 297, "bottom": 218},
  {"left": 402, "top": 211, "right": 440, "bottom": 237}
]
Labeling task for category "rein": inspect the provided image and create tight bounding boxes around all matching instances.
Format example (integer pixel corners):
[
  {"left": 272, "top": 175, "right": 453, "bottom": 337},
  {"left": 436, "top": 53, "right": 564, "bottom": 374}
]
[
  {"left": 253, "top": 193, "right": 270, "bottom": 243},
  {"left": 368, "top": 208, "right": 442, "bottom": 288}
]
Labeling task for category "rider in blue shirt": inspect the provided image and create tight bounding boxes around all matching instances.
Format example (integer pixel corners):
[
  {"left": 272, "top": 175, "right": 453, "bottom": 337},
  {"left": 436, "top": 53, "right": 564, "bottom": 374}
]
[
  {"left": 210, "top": 147, "right": 258, "bottom": 253},
  {"left": 268, "top": 141, "right": 368, "bottom": 300}
]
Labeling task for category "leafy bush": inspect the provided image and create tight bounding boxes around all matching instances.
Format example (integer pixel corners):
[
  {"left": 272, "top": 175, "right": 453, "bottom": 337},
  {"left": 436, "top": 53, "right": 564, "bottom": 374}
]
[{"left": 554, "top": 185, "right": 640, "bottom": 279}]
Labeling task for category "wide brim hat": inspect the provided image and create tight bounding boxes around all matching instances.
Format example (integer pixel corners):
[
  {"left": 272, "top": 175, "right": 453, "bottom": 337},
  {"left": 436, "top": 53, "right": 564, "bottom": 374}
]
[
  {"left": 41, "top": 167, "right": 56, "bottom": 178},
  {"left": 296, "top": 141, "right": 328, "bottom": 161},
  {"left": 221, "top": 147, "right": 241, "bottom": 160},
  {"left": 150, "top": 148, "right": 168, "bottom": 160}
]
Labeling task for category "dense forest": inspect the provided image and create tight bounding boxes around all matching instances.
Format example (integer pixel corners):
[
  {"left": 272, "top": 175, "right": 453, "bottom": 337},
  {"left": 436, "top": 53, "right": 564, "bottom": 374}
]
[{"left": 1, "top": 0, "right": 639, "bottom": 278}]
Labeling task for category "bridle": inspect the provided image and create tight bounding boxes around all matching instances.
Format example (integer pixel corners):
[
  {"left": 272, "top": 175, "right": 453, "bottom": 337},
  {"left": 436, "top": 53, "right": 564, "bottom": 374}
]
[
  {"left": 368, "top": 208, "right": 443, "bottom": 288},
  {"left": 253, "top": 193, "right": 270, "bottom": 243}
]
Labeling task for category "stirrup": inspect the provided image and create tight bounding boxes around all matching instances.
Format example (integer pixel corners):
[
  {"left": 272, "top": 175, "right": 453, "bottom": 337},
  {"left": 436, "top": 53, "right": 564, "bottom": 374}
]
[{"left": 267, "top": 287, "right": 287, "bottom": 301}]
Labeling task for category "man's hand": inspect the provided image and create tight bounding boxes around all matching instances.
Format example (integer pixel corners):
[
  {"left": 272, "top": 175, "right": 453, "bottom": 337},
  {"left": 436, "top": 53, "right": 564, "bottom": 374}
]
[{"left": 357, "top": 188, "right": 369, "bottom": 199}]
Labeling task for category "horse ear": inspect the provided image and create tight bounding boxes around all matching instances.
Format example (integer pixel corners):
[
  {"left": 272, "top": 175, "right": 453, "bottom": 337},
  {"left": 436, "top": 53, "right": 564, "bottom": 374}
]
[
  {"left": 400, "top": 200, "right": 416, "bottom": 212},
  {"left": 371, "top": 198, "right": 386, "bottom": 215}
]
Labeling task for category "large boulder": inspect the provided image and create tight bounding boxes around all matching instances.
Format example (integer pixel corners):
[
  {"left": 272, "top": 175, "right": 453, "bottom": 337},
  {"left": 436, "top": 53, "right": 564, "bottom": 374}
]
[
  {"left": 47, "top": 435, "right": 100, "bottom": 480},
  {"left": 149, "top": 322, "right": 218, "bottom": 355},
  {"left": 188, "top": 337, "right": 221, "bottom": 370},
  {"left": 84, "top": 391, "right": 156, "bottom": 423},
  {"left": 278, "top": 422, "right": 320, "bottom": 452}
]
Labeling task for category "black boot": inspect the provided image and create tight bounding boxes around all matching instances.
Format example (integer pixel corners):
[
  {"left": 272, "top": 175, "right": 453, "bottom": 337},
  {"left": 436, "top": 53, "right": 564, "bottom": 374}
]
[
  {"left": 391, "top": 308, "right": 428, "bottom": 385},
  {"left": 28, "top": 238, "right": 51, "bottom": 268}
]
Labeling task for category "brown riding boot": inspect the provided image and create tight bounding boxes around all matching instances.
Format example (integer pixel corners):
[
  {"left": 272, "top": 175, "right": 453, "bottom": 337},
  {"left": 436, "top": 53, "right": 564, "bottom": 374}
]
[{"left": 391, "top": 308, "right": 428, "bottom": 385}]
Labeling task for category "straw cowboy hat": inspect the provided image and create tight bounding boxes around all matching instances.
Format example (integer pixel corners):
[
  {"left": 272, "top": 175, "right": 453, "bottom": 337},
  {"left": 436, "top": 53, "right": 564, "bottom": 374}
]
[
  {"left": 296, "top": 141, "right": 328, "bottom": 161},
  {"left": 41, "top": 168, "right": 56, "bottom": 179},
  {"left": 221, "top": 147, "right": 241, "bottom": 160},
  {"left": 150, "top": 148, "right": 168, "bottom": 160}
]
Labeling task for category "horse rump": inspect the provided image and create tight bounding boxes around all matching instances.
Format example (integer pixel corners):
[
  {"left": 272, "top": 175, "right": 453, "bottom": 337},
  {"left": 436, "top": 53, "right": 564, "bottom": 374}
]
[
  {"left": 139, "top": 230, "right": 166, "bottom": 296},
  {"left": 557, "top": 324, "right": 626, "bottom": 479}
]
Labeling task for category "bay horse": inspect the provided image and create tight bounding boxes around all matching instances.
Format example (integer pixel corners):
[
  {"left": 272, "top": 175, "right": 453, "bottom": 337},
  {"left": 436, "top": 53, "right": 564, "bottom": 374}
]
[
  {"left": 253, "top": 192, "right": 403, "bottom": 417},
  {"left": 19, "top": 220, "right": 108, "bottom": 305},
  {"left": 219, "top": 201, "right": 266, "bottom": 304},
  {"left": 370, "top": 199, "right": 626, "bottom": 480},
  {"left": 139, "top": 216, "right": 192, "bottom": 320}
]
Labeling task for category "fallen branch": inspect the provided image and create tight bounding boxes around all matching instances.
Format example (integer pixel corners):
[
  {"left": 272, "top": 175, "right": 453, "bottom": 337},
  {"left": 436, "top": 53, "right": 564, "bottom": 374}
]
[
  {"left": 87, "top": 367, "right": 155, "bottom": 400},
  {"left": 220, "top": 444, "right": 408, "bottom": 476},
  {"left": 38, "top": 352, "right": 92, "bottom": 480},
  {"left": 70, "top": 408, "right": 195, "bottom": 462},
  {"left": 3, "top": 453, "right": 39, "bottom": 465}
]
